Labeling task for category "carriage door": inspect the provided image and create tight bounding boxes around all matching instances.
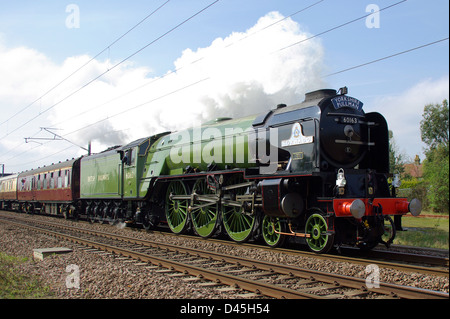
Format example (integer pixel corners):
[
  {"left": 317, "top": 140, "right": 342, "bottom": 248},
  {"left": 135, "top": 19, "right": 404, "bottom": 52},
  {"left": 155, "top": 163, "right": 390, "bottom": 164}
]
[{"left": 31, "top": 175, "right": 37, "bottom": 201}]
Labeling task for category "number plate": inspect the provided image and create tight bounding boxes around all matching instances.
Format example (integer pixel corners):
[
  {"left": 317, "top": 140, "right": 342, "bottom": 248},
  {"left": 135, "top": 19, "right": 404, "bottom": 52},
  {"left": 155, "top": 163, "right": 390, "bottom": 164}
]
[{"left": 340, "top": 116, "right": 358, "bottom": 124}]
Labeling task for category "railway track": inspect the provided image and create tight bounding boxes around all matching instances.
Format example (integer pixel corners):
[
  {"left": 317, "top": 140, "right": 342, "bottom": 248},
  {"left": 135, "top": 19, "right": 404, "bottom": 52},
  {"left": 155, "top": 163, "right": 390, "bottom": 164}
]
[
  {"left": 152, "top": 230, "right": 449, "bottom": 277},
  {"left": 2, "top": 210, "right": 447, "bottom": 276},
  {"left": 0, "top": 213, "right": 448, "bottom": 299}
]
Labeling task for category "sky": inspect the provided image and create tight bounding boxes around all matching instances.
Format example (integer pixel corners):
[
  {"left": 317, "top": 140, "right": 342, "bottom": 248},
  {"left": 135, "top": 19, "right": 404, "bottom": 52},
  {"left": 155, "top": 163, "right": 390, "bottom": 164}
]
[{"left": 0, "top": 0, "right": 448, "bottom": 173}]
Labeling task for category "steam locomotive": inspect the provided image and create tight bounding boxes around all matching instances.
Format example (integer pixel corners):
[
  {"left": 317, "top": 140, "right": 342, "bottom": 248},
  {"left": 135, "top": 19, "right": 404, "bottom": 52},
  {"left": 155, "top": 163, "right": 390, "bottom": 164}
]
[{"left": 0, "top": 87, "right": 421, "bottom": 253}]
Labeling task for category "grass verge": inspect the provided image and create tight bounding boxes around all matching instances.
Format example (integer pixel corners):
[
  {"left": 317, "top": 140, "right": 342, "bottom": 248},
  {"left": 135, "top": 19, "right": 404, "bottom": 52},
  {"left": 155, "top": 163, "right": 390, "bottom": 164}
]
[
  {"left": 394, "top": 213, "right": 449, "bottom": 249},
  {"left": 0, "top": 252, "right": 53, "bottom": 299}
]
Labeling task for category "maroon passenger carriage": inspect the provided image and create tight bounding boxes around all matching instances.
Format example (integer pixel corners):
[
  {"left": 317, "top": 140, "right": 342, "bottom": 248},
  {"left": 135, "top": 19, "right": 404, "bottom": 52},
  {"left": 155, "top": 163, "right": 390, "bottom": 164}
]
[{"left": 15, "top": 158, "right": 81, "bottom": 217}]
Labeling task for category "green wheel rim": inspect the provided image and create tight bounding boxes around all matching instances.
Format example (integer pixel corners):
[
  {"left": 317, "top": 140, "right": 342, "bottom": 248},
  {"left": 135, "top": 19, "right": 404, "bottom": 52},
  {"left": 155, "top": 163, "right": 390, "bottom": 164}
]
[
  {"left": 222, "top": 206, "right": 255, "bottom": 242},
  {"left": 262, "top": 215, "right": 285, "bottom": 248},
  {"left": 190, "top": 179, "right": 219, "bottom": 238},
  {"left": 305, "top": 213, "right": 333, "bottom": 253},
  {"left": 165, "top": 181, "right": 189, "bottom": 234},
  {"left": 222, "top": 175, "right": 255, "bottom": 242}
]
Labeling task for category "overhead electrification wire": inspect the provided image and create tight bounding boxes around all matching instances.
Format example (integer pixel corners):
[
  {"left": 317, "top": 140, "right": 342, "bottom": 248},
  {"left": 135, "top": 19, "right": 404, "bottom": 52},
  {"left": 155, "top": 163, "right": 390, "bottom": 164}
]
[
  {"left": 65, "top": 77, "right": 211, "bottom": 137},
  {"left": 225, "top": 0, "right": 325, "bottom": 48},
  {"left": 6, "top": 145, "right": 78, "bottom": 170},
  {"left": 0, "top": 0, "right": 408, "bottom": 165},
  {"left": 5, "top": 0, "right": 322, "bottom": 168},
  {"left": 0, "top": 0, "right": 171, "bottom": 164},
  {"left": 324, "top": 37, "right": 449, "bottom": 77},
  {"left": 3, "top": 77, "right": 211, "bottom": 169},
  {"left": 3, "top": 0, "right": 444, "bottom": 171},
  {"left": 61, "top": 37, "right": 449, "bottom": 138},
  {"left": 0, "top": 0, "right": 220, "bottom": 141},
  {"left": 275, "top": 0, "right": 407, "bottom": 53},
  {"left": 14, "top": 34, "right": 446, "bottom": 169},
  {"left": 0, "top": 0, "right": 171, "bottom": 128},
  {"left": 49, "top": 0, "right": 325, "bottom": 129}
]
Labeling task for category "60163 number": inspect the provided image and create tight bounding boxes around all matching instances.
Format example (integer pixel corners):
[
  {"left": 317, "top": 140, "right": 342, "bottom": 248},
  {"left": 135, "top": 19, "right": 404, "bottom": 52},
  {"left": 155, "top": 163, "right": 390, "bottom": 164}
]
[{"left": 340, "top": 116, "right": 358, "bottom": 124}]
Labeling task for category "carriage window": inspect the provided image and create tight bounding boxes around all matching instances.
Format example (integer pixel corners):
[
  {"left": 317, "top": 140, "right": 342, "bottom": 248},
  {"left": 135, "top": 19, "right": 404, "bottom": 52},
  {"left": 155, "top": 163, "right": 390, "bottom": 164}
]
[
  {"left": 58, "top": 170, "right": 62, "bottom": 188},
  {"left": 50, "top": 172, "right": 55, "bottom": 189},
  {"left": 65, "top": 170, "right": 70, "bottom": 188},
  {"left": 43, "top": 174, "right": 47, "bottom": 189}
]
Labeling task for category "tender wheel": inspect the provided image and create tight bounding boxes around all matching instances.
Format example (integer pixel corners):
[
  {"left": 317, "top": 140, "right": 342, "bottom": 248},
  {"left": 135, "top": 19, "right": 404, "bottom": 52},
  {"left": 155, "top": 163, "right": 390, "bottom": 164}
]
[
  {"left": 221, "top": 174, "right": 255, "bottom": 243},
  {"left": 261, "top": 215, "right": 286, "bottom": 248},
  {"left": 305, "top": 212, "right": 334, "bottom": 253},
  {"left": 190, "top": 178, "right": 220, "bottom": 238},
  {"left": 87, "top": 203, "right": 96, "bottom": 223},
  {"left": 26, "top": 204, "right": 35, "bottom": 215},
  {"left": 165, "top": 181, "right": 190, "bottom": 234}
]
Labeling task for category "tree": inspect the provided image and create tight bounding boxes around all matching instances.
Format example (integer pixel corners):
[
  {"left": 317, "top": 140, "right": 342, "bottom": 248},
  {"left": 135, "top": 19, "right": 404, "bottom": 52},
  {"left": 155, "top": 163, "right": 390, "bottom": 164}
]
[
  {"left": 422, "top": 145, "right": 449, "bottom": 212},
  {"left": 420, "top": 99, "right": 449, "bottom": 213},
  {"left": 388, "top": 130, "right": 405, "bottom": 176},
  {"left": 420, "top": 100, "right": 449, "bottom": 151}
]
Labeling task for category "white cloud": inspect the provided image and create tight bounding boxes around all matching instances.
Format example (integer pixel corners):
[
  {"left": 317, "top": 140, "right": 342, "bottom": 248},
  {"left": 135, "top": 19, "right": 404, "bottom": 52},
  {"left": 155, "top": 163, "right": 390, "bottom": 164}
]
[
  {"left": 0, "top": 46, "right": 55, "bottom": 104},
  {"left": 0, "top": 11, "right": 326, "bottom": 172},
  {"left": 371, "top": 76, "right": 449, "bottom": 160},
  {"left": 1, "top": 10, "right": 448, "bottom": 174}
]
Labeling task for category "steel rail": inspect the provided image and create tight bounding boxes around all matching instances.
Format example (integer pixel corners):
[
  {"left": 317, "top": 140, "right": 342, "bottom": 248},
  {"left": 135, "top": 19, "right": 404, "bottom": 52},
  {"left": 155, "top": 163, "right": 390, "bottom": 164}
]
[
  {"left": 69, "top": 225, "right": 449, "bottom": 299},
  {"left": 3, "top": 210, "right": 447, "bottom": 277},
  {"left": 1, "top": 218, "right": 318, "bottom": 299},
  {"left": 2, "top": 216, "right": 448, "bottom": 299},
  {"left": 154, "top": 230, "right": 449, "bottom": 277}
]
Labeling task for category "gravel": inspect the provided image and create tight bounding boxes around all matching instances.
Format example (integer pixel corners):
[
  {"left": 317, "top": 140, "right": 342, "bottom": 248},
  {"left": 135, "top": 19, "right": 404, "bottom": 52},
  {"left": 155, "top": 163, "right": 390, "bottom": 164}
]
[{"left": 0, "top": 211, "right": 448, "bottom": 299}]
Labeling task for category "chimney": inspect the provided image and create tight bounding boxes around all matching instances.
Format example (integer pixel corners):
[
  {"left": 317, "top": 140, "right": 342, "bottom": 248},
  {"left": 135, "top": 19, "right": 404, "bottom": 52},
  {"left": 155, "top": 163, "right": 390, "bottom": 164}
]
[{"left": 414, "top": 155, "right": 420, "bottom": 165}]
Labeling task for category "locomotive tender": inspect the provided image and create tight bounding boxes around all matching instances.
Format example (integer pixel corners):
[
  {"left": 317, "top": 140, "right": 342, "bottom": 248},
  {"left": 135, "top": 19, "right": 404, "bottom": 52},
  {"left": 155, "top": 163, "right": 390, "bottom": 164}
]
[{"left": 0, "top": 88, "right": 421, "bottom": 253}]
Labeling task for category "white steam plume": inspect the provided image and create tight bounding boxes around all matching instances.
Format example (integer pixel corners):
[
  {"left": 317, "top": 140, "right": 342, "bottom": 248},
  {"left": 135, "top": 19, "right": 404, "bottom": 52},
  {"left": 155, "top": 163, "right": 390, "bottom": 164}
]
[
  {"left": 0, "top": 11, "right": 326, "bottom": 171},
  {"left": 58, "top": 11, "right": 327, "bottom": 149}
]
